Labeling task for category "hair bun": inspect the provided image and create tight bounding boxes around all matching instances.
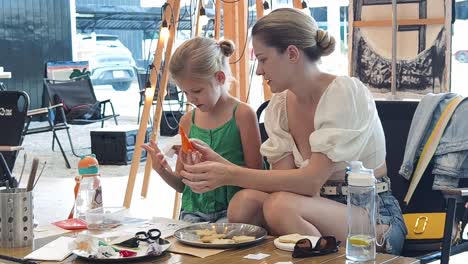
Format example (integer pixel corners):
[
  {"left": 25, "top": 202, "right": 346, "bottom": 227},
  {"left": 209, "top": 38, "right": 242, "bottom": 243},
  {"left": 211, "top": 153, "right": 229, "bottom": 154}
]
[
  {"left": 316, "top": 29, "right": 336, "bottom": 56},
  {"left": 218, "top": 39, "right": 236, "bottom": 57}
]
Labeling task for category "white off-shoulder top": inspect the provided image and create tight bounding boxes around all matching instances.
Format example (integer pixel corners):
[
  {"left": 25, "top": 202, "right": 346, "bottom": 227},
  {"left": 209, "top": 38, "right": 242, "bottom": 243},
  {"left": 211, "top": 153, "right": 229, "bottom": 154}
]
[{"left": 260, "top": 76, "right": 386, "bottom": 179}]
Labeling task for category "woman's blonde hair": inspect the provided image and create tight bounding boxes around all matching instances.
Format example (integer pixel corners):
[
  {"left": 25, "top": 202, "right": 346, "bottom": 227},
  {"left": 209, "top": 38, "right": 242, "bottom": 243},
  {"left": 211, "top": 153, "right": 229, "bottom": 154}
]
[
  {"left": 169, "top": 37, "right": 235, "bottom": 84},
  {"left": 252, "top": 8, "right": 335, "bottom": 62}
]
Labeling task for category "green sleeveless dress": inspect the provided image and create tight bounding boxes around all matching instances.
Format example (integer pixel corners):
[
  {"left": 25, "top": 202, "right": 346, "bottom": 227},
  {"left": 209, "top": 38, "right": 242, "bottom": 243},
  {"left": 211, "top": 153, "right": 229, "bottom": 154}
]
[{"left": 181, "top": 103, "right": 244, "bottom": 214}]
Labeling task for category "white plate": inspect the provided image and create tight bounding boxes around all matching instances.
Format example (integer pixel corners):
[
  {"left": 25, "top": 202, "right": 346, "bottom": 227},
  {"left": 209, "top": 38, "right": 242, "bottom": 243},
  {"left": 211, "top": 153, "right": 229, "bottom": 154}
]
[
  {"left": 72, "top": 238, "right": 171, "bottom": 262},
  {"left": 273, "top": 235, "right": 320, "bottom": 252}
]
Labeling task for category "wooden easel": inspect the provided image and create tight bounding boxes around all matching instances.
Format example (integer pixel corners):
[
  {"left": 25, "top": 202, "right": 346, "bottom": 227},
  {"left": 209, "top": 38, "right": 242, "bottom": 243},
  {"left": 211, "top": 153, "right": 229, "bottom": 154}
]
[{"left": 123, "top": 0, "right": 181, "bottom": 208}]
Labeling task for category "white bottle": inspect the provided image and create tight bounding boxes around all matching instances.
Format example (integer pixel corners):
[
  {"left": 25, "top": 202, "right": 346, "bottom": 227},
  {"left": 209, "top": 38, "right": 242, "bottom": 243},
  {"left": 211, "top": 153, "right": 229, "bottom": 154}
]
[
  {"left": 346, "top": 161, "right": 377, "bottom": 261},
  {"left": 74, "top": 155, "right": 103, "bottom": 221}
]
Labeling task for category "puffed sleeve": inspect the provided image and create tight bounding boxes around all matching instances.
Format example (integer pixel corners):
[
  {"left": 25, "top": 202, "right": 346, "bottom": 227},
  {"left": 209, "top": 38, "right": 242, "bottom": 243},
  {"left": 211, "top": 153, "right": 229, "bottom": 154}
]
[
  {"left": 309, "top": 77, "right": 378, "bottom": 162},
  {"left": 260, "top": 91, "right": 294, "bottom": 164}
]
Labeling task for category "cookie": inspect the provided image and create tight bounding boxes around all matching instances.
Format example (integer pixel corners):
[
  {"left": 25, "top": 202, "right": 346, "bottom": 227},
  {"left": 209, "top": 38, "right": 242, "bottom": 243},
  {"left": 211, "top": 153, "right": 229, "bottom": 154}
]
[
  {"left": 195, "top": 229, "right": 217, "bottom": 236},
  {"left": 211, "top": 238, "right": 235, "bottom": 244},
  {"left": 232, "top": 235, "right": 256, "bottom": 243},
  {"left": 278, "top": 233, "right": 304, "bottom": 244}
]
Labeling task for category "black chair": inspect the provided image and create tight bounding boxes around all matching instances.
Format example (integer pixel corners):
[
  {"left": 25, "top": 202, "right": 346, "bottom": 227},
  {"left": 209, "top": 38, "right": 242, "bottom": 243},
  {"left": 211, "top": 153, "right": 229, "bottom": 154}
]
[
  {"left": 256, "top": 100, "right": 270, "bottom": 144},
  {"left": 44, "top": 77, "right": 119, "bottom": 127},
  {"left": 136, "top": 69, "right": 184, "bottom": 124},
  {"left": 0, "top": 91, "right": 29, "bottom": 188},
  {"left": 24, "top": 77, "right": 119, "bottom": 162},
  {"left": 376, "top": 100, "right": 468, "bottom": 264}
]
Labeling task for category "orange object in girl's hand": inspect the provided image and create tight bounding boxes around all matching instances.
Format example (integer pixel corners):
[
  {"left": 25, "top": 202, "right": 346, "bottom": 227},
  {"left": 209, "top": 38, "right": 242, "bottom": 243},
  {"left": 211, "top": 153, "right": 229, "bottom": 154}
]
[{"left": 179, "top": 127, "right": 194, "bottom": 154}]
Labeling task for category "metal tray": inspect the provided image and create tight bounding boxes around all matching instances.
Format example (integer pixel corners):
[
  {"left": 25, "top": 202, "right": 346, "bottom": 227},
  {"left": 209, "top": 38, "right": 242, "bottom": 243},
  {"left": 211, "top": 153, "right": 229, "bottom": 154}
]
[{"left": 174, "top": 223, "right": 267, "bottom": 249}]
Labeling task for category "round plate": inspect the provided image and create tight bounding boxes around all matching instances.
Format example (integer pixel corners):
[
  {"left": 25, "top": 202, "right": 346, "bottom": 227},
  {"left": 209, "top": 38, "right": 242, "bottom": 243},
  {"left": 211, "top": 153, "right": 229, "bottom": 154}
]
[
  {"left": 72, "top": 238, "right": 171, "bottom": 262},
  {"left": 273, "top": 235, "right": 319, "bottom": 252},
  {"left": 174, "top": 223, "right": 267, "bottom": 249}
]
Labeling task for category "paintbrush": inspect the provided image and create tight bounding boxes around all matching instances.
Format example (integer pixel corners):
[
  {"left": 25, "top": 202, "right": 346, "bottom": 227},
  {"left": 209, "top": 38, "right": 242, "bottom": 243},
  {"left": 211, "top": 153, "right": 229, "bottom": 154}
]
[
  {"left": 26, "top": 158, "right": 39, "bottom": 192},
  {"left": 17, "top": 153, "right": 27, "bottom": 186},
  {"left": 32, "top": 161, "right": 47, "bottom": 190}
]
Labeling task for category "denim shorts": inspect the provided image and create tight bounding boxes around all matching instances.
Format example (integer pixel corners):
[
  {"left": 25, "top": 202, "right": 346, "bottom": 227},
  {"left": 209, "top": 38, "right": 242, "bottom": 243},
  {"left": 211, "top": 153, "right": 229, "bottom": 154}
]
[
  {"left": 179, "top": 210, "right": 228, "bottom": 223},
  {"left": 324, "top": 190, "right": 408, "bottom": 255}
]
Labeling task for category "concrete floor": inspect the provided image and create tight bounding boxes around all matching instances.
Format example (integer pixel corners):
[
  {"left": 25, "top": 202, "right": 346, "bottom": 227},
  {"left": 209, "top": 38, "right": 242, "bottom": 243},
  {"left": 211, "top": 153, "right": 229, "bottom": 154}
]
[{"left": 12, "top": 114, "right": 179, "bottom": 225}]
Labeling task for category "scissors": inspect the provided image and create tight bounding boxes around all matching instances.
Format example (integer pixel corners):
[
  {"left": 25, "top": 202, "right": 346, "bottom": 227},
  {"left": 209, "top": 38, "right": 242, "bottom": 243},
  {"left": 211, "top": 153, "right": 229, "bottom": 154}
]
[
  {"left": 115, "top": 229, "right": 162, "bottom": 248},
  {"left": 135, "top": 229, "right": 161, "bottom": 243}
]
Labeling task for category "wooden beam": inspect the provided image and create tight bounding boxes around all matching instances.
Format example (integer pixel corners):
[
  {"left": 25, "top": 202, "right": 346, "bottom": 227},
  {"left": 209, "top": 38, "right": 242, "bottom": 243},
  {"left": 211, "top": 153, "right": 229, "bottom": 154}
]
[
  {"left": 348, "top": 0, "right": 355, "bottom": 77},
  {"left": 255, "top": 0, "right": 264, "bottom": 18},
  {"left": 195, "top": 0, "right": 202, "bottom": 37},
  {"left": 224, "top": 2, "right": 239, "bottom": 99},
  {"left": 443, "top": 0, "right": 452, "bottom": 93},
  {"left": 353, "top": 18, "right": 445, "bottom": 27},
  {"left": 293, "top": 0, "right": 302, "bottom": 9},
  {"left": 238, "top": 0, "right": 248, "bottom": 102},
  {"left": 141, "top": 0, "right": 182, "bottom": 198},
  {"left": 255, "top": 0, "right": 272, "bottom": 101},
  {"left": 214, "top": 0, "right": 221, "bottom": 40},
  {"left": 172, "top": 192, "right": 181, "bottom": 219}
]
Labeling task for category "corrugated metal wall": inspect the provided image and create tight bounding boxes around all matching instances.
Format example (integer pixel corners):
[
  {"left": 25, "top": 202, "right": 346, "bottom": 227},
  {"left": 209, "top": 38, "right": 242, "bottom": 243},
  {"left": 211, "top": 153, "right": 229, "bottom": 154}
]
[
  {"left": 0, "top": 0, "right": 147, "bottom": 109},
  {"left": 0, "top": 0, "right": 72, "bottom": 109},
  {"left": 76, "top": 0, "right": 144, "bottom": 68}
]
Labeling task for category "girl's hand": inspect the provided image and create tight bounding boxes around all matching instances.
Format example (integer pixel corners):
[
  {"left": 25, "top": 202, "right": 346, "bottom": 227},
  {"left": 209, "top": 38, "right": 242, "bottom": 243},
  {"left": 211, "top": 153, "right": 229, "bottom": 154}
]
[
  {"left": 180, "top": 161, "right": 234, "bottom": 193},
  {"left": 142, "top": 140, "right": 173, "bottom": 174}
]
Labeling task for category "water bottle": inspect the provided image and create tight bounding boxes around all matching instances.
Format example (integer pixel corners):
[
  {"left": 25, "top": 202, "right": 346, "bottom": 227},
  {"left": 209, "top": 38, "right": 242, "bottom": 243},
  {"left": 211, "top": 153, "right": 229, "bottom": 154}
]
[
  {"left": 346, "top": 161, "right": 376, "bottom": 261},
  {"left": 74, "top": 154, "right": 103, "bottom": 220}
]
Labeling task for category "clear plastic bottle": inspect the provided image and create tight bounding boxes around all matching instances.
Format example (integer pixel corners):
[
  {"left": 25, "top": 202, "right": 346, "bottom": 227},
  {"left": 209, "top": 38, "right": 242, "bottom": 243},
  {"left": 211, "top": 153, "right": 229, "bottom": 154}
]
[
  {"left": 74, "top": 155, "right": 103, "bottom": 220},
  {"left": 346, "top": 161, "right": 377, "bottom": 262}
]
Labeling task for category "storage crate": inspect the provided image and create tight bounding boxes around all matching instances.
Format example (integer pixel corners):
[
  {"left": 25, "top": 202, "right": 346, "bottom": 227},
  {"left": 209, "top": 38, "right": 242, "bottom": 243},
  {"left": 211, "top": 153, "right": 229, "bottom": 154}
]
[
  {"left": 90, "top": 125, "right": 152, "bottom": 165},
  {"left": 160, "top": 111, "right": 183, "bottom": 136}
]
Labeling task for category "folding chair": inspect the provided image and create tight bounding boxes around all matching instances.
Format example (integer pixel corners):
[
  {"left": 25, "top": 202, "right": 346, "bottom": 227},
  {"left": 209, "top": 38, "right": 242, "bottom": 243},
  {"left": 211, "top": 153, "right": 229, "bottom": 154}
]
[
  {"left": 25, "top": 100, "right": 72, "bottom": 168},
  {"left": 42, "top": 77, "right": 119, "bottom": 156},
  {"left": 0, "top": 91, "right": 29, "bottom": 188}
]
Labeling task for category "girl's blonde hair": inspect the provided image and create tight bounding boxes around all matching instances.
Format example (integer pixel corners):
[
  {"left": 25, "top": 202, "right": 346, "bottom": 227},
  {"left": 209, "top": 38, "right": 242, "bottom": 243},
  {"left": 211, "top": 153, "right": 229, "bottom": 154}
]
[
  {"left": 169, "top": 37, "right": 235, "bottom": 84},
  {"left": 252, "top": 8, "right": 335, "bottom": 62}
]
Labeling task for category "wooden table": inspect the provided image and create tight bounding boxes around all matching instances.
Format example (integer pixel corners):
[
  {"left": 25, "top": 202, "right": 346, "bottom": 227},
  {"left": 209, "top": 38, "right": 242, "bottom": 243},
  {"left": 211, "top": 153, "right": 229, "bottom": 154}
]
[{"left": 1, "top": 237, "right": 419, "bottom": 263}]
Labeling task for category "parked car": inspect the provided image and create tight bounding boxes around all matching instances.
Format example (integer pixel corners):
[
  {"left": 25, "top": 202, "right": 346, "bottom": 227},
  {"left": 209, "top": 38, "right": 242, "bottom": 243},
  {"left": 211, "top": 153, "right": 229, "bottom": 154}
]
[
  {"left": 75, "top": 33, "right": 137, "bottom": 91},
  {"left": 454, "top": 50, "right": 468, "bottom": 63}
]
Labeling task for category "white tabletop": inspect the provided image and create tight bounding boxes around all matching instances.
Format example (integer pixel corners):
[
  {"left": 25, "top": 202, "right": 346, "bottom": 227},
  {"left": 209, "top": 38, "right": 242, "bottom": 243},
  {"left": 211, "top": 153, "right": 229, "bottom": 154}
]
[{"left": 0, "top": 66, "right": 11, "bottom": 79}]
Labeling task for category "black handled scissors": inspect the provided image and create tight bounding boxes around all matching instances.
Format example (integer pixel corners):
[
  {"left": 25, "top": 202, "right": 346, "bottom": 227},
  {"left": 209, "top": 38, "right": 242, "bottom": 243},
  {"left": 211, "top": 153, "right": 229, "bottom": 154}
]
[
  {"left": 135, "top": 229, "right": 161, "bottom": 243},
  {"left": 115, "top": 229, "right": 162, "bottom": 248}
]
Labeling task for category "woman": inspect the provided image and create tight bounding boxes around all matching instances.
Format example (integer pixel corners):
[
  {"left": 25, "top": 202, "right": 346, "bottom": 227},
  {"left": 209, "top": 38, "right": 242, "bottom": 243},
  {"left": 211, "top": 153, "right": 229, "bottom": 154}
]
[{"left": 179, "top": 8, "right": 407, "bottom": 255}]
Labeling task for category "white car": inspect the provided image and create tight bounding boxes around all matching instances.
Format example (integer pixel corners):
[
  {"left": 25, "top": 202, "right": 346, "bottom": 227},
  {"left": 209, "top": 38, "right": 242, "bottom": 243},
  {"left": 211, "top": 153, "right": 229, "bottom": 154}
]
[{"left": 75, "top": 33, "right": 137, "bottom": 91}]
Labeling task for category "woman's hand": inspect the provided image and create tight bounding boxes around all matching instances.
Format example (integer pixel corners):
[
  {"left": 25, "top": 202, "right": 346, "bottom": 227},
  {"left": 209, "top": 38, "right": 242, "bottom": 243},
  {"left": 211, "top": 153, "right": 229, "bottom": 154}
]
[
  {"left": 180, "top": 161, "right": 235, "bottom": 193},
  {"left": 190, "top": 139, "right": 229, "bottom": 164},
  {"left": 142, "top": 139, "right": 173, "bottom": 174},
  {"left": 190, "top": 139, "right": 222, "bottom": 163}
]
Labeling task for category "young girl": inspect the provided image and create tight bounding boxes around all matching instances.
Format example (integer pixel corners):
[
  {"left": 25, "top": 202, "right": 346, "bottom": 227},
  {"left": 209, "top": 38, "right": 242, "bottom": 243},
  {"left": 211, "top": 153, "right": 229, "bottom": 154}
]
[{"left": 143, "top": 37, "right": 263, "bottom": 223}]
